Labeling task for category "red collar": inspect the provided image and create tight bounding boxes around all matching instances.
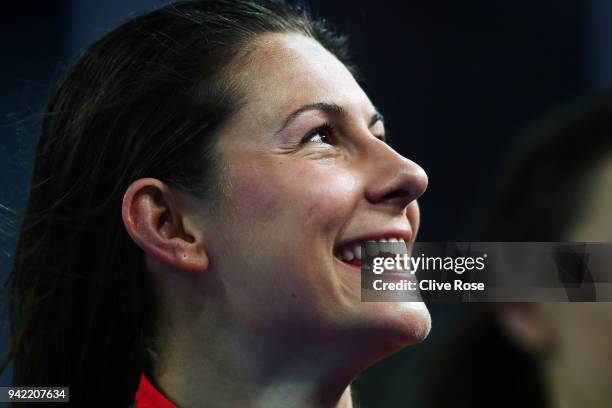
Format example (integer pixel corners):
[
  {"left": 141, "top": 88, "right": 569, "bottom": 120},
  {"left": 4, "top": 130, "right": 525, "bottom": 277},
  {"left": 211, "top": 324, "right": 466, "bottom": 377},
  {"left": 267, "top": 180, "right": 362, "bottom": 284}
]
[{"left": 135, "top": 373, "right": 176, "bottom": 408}]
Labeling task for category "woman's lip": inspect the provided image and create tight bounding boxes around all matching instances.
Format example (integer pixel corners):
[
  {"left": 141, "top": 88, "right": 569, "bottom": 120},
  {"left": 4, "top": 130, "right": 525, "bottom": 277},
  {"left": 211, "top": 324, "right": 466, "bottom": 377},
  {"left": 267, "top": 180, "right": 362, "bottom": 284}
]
[
  {"left": 332, "top": 258, "right": 417, "bottom": 284},
  {"left": 334, "top": 228, "right": 413, "bottom": 251},
  {"left": 333, "top": 256, "right": 361, "bottom": 272}
]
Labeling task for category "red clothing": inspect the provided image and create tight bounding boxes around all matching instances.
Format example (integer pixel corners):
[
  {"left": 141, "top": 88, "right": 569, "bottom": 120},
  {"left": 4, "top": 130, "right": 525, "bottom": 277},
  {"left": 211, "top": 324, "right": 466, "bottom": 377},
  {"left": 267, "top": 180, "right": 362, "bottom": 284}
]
[{"left": 135, "top": 373, "right": 176, "bottom": 408}]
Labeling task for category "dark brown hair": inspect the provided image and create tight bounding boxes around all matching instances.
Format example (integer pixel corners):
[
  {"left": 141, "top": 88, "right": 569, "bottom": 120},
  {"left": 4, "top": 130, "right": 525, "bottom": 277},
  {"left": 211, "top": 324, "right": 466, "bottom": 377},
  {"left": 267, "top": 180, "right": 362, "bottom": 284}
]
[
  {"left": 482, "top": 91, "right": 612, "bottom": 241},
  {"left": 3, "top": 1, "right": 353, "bottom": 405}
]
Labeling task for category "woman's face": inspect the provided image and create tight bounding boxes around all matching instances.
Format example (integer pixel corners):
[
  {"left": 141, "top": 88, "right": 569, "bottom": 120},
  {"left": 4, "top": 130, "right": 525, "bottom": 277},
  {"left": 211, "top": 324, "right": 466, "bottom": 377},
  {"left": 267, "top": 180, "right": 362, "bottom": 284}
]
[
  {"left": 193, "top": 33, "right": 430, "bottom": 348},
  {"left": 540, "top": 156, "right": 612, "bottom": 401},
  {"left": 503, "top": 156, "right": 612, "bottom": 404}
]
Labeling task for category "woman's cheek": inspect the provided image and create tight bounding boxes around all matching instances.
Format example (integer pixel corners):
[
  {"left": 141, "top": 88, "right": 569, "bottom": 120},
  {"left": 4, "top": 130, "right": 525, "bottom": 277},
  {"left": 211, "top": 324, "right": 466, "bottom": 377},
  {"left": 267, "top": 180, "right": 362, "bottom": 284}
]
[
  {"left": 223, "top": 157, "right": 283, "bottom": 222},
  {"left": 225, "top": 154, "right": 360, "bottom": 234},
  {"left": 406, "top": 201, "right": 420, "bottom": 239},
  {"left": 299, "top": 166, "right": 360, "bottom": 230}
]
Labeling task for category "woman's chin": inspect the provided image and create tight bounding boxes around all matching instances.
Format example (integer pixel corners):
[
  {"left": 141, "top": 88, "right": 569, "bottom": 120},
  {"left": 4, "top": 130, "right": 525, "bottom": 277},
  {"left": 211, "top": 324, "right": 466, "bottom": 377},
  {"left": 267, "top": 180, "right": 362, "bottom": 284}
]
[{"left": 361, "top": 301, "right": 431, "bottom": 349}]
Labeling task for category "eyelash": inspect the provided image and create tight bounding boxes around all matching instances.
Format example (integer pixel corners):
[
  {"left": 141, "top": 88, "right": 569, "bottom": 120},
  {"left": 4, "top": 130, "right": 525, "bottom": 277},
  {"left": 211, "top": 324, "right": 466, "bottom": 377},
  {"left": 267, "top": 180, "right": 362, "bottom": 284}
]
[
  {"left": 300, "top": 122, "right": 336, "bottom": 146},
  {"left": 299, "top": 122, "right": 387, "bottom": 147}
]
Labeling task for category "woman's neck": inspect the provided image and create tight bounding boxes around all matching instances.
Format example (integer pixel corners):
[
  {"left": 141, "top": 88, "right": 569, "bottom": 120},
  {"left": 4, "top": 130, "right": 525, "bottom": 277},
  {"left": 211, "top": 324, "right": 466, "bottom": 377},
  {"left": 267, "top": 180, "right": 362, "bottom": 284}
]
[{"left": 151, "top": 300, "right": 375, "bottom": 408}]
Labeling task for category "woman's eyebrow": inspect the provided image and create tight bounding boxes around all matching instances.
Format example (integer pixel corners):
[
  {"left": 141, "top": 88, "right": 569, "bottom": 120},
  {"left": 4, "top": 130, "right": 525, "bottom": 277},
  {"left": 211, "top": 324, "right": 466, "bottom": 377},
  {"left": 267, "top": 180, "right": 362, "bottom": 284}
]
[{"left": 275, "top": 101, "right": 384, "bottom": 135}]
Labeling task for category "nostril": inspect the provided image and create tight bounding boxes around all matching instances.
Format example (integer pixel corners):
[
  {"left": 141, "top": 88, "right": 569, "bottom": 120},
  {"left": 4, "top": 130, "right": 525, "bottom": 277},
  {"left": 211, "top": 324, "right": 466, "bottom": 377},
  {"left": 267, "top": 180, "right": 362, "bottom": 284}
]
[
  {"left": 381, "top": 189, "right": 412, "bottom": 201},
  {"left": 379, "top": 188, "right": 414, "bottom": 208}
]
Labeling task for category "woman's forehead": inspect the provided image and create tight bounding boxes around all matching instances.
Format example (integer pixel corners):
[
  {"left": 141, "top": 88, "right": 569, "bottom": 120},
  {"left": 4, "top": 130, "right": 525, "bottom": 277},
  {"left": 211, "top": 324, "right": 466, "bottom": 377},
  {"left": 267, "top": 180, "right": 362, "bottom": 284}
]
[{"left": 230, "top": 32, "right": 373, "bottom": 132}]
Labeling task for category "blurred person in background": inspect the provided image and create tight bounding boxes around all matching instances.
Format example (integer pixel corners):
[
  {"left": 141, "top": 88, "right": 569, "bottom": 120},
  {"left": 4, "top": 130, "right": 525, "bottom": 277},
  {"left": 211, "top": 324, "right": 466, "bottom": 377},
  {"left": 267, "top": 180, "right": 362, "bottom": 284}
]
[{"left": 422, "top": 91, "right": 612, "bottom": 408}]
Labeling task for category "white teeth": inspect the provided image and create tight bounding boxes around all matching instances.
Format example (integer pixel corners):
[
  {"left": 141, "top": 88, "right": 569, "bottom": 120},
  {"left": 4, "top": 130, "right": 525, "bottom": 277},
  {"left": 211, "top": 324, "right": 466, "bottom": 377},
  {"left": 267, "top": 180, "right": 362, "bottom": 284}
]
[
  {"left": 342, "top": 248, "right": 354, "bottom": 261},
  {"left": 337, "top": 237, "right": 407, "bottom": 261},
  {"left": 365, "top": 241, "right": 379, "bottom": 256},
  {"left": 389, "top": 240, "right": 408, "bottom": 255},
  {"left": 379, "top": 239, "right": 391, "bottom": 253}
]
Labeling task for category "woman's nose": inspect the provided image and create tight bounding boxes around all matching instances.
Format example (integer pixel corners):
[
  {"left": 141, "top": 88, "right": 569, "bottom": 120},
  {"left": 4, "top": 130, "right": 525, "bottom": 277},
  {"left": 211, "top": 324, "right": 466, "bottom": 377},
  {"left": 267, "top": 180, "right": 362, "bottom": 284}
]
[{"left": 362, "top": 142, "right": 428, "bottom": 210}]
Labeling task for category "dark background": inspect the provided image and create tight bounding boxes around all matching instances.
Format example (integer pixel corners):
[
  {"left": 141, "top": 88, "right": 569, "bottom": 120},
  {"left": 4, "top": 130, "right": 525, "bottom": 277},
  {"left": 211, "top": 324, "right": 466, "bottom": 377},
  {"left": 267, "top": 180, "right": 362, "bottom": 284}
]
[{"left": 1, "top": 0, "right": 611, "bottom": 405}]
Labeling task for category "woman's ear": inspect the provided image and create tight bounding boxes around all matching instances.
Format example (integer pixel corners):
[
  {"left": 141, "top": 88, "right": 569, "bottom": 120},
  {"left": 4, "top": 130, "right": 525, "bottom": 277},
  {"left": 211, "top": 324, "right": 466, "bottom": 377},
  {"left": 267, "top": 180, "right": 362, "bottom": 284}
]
[
  {"left": 121, "top": 178, "right": 209, "bottom": 273},
  {"left": 496, "top": 303, "right": 554, "bottom": 354}
]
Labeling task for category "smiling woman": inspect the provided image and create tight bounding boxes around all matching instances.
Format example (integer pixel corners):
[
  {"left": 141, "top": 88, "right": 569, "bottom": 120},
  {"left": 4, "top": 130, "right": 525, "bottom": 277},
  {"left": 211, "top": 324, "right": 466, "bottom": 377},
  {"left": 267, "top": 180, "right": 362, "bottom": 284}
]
[{"left": 4, "top": 1, "right": 429, "bottom": 407}]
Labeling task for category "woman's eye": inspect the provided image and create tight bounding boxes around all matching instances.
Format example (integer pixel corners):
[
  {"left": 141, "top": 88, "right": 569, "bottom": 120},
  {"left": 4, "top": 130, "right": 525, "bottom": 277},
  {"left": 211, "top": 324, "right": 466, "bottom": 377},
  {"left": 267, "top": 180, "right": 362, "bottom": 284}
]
[
  {"left": 302, "top": 125, "right": 335, "bottom": 146},
  {"left": 308, "top": 131, "right": 331, "bottom": 144}
]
